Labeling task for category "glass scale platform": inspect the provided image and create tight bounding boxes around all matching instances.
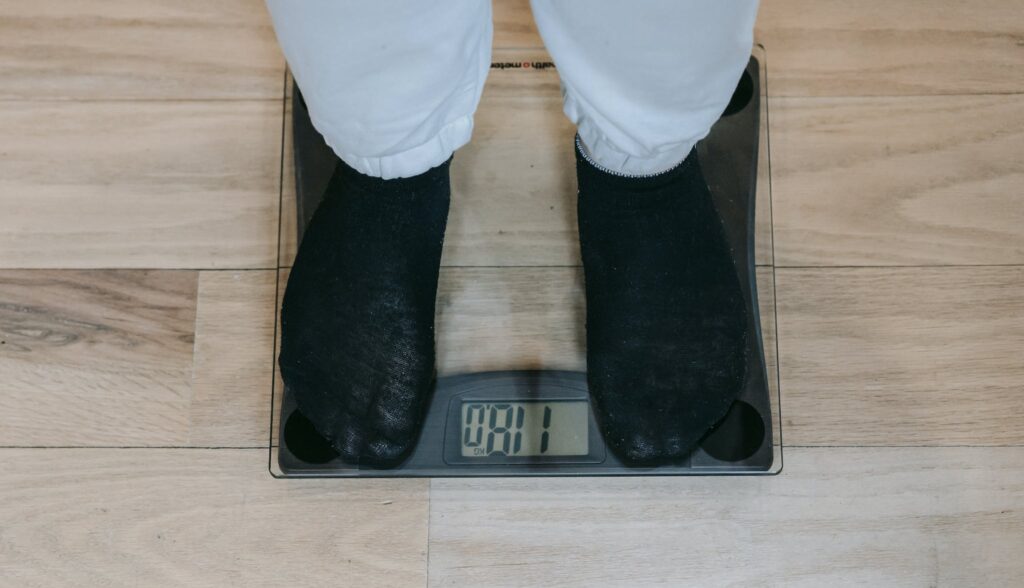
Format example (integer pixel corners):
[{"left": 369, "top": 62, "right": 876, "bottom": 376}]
[{"left": 270, "top": 46, "right": 781, "bottom": 477}]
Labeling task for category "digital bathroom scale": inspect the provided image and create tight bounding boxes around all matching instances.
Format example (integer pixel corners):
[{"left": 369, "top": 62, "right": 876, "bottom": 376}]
[{"left": 271, "top": 52, "right": 779, "bottom": 477}]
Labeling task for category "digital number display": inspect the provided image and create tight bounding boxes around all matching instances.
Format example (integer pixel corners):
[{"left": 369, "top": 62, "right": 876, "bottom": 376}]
[{"left": 460, "top": 401, "right": 589, "bottom": 457}]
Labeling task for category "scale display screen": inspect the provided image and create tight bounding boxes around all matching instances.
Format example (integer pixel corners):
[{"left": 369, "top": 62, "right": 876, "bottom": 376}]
[{"left": 460, "top": 400, "right": 589, "bottom": 457}]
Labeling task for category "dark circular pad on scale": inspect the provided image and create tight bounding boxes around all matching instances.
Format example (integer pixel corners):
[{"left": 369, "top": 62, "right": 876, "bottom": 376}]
[
  {"left": 722, "top": 69, "right": 754, "bottom": 117},
  {"left": 284, "top": 410, "right": 340, "bottom": 465},
  {"left": 699, "top": 400, "right": 765, "bottom": 462}
]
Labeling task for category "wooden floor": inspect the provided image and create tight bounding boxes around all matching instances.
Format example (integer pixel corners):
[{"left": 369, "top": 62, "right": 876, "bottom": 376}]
[{"left": 1, "top": 1, "right": 1022, "bottom": 585}]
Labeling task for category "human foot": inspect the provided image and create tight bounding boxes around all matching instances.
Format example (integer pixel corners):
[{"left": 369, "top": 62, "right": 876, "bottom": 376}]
[
  {"left": 279, "top": 156, "right": 451, "bottom": 467},
  {"left": 575, "top": 135, "right": 747, "bottom": 465}
]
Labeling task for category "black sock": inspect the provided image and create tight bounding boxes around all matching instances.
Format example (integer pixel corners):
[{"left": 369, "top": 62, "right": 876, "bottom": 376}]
[
  {"left": 279, "top": 156, "right": 451, "bottom": 467},
  {"left": 575, "top": 136, "right": 748, "bottom": 465}
]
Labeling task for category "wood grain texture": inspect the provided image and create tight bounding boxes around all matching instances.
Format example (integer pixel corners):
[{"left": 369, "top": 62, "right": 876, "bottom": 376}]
[
  {"left": 0, "top": 100, "right": 282, "bottom": 269},
  {"left": 493, "top": 0, "right": 543, "bottom": 50},
  {"left": 273, "top": 266, "right": 777, "bottom": 390},
  {"left": 428, "top": 447, "right": 1024, "bottom": 587},
  {"left": 771, "top": 95, "right": 1024, "bottom": 266},
  {"left": 6, "top": 3, "right": 1024, "bottom": 585},
  {"left": 19, "top": 0, "right": 1023, "bottom": 100},
  {"left": 280, "top": 50, "right": 576, "bottom": 268},
  {"left": 436, "top": 266, "right": 778, "bottom": 377},
  {"left": 776, "top": 266, "right": 1024, "bottom": 446},
  {"left": 435, "top": 267, "right": 586, "bottom": 374},
  {"left": 757, "top": 0, "right": 1024, "bottom": 96},
  {"left": 0, "top": 269, "right": 280, "bottom": 448},
  {"left": 446, "top": 94, "right": 580, "bottom": 268},
  {"left": 0, "top": 0, "right": 283, "bottom": 100},
  {"left": 189, "top": 270, "right": 277, "bottom": 447},
  {"left": 0, "top": 270, "right": 197, "bottom": 446},
  {"left": 271, "top": 267, "right": 780, "bottom": 446},
  {"left": 0, "top": 449, "right": 428, "bottom": 587}
]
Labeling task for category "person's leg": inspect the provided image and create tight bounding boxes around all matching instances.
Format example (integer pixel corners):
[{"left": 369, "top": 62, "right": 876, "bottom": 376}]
[
  {"left": 266, "top": 0, "right": 493, "bottom": 466},
  {"left": 530, "top": 0, "right": 760, "bottom": 464},
  {"left": 530, "top": 0, "right": 758, "bottom": 177},
  {"left": 265, "top": 0, "right": 493, "bottom": 179}
]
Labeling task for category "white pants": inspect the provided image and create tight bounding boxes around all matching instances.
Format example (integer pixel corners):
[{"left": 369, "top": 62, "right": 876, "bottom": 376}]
[{"left": 265, "top": 0, "right": 760, "bottom": 179}]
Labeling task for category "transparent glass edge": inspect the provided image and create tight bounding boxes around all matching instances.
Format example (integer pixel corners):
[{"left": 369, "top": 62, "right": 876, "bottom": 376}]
[{"left": 267, "top": 48, "right": 782, "bottom": 477}]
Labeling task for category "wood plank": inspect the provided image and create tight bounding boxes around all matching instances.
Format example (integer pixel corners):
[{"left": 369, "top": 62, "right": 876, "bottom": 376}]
[
  {"left": 0, "top": 0, "right": 283, "bottom": 100},
  {"left": 273, "top": 266, "right": 776, "bottom": 385},
  {"left": 446, "top": 92, "right": 581, "bottom": 268},
  {"left": 438, "top": 266, "right": 782, "bottom": 448},
  {"left": 437, "top": 266, "right": 777, "bottom": 373},
  {"left": 0, "top": 100, "right": 282, "bottom": 269},
  {"left": 776, "top": 266, "right": 1024, "bottom": 446},
  {"left": 493, "top": 0, "right": 544, "bottom": 50},
  {"left": 189, "top": 270, "right": 277, "bottom": 447},
  {"left": 436, "top": 267, "right": 585, "bottom": 374},
  {"left": 15, "top": 0, "right": 1019, "bottom": 101},
  {"left": 272, "top": 267, "right": 780, "bottom": 447},
  {"left": 757, "top": 0, "right": 1024, "bottom": 96},
  {"left": 282, "top": 49, "right": 772, "bottom": 268},
  {"left": 0, "top": 449, "right": 428, "bottom": 587},
  {"left": 0, "top": 270, "right": 197, "bottom": 446},
  {"left": 771, "top": 95, "right": 1024, "bottom": 266},
  {"left": 428, "top": 447, "right": 1024, "bottom": 587},
  {"left": 0, "top": 269, "right": 281, "bottom": 448}
]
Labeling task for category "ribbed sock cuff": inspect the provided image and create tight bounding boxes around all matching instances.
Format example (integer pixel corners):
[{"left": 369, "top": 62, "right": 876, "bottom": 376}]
[
  {"left": 337, "top": 153, "right": 454, "bottom": 196},
  {"left": 574, "top": 133, "right": 696, "bottom": 192}
]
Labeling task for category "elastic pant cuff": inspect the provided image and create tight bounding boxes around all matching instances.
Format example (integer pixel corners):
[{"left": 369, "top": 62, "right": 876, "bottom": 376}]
[{"left": 315, "top": 113, "right": 474, "bottom": 180}]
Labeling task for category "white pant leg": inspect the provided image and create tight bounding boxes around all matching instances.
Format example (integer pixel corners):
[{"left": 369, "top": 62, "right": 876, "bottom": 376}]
[
  {"left": 265, "top": 0, "right": 493, "bottom": 179},
  {"left": 529, "top": 0, "right": 760, "bottom": 176}
]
